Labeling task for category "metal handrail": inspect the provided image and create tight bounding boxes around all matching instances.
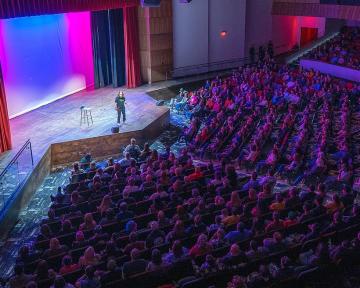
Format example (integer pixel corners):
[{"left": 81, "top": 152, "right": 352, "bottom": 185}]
[
  {"left": 167, "top": 57, "right": 250, "bottom": 80},
  {"left": 0, "top": 139, "right": 34, "bottom": 216},
  {"left": 171, "top": 57, "right": 250, "bottom": 72},
  {"left": 166, "top": 43, "right": 291, "bottom": 80},
  {"left": 0, "top": 139, "right": 33, "bottom": 179}
]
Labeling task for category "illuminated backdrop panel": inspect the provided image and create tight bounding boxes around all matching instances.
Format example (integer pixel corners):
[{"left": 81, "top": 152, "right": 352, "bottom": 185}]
[{"left": 0, "top": 12, "right": 94, "bottom": 118}]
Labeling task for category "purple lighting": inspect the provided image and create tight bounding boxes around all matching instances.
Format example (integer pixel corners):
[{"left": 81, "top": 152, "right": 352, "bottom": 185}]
[{"left": 0, "top": 12, "right": 94, "bottom": 118}]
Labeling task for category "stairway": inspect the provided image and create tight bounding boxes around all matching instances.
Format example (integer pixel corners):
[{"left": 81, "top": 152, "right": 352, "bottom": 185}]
[{"left": 286, "top": 31, "right": 340, "bottom": 65}]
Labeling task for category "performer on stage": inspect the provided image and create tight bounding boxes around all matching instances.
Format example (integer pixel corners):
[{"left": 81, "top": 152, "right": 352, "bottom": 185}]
[{"left": 115, "top": 91, "right": 126, "bottom": 125}]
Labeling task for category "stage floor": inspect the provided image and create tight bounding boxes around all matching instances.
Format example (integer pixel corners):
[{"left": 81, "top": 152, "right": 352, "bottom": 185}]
[{"left": 1, "top": 86, "right": 169, "bottom": 167}]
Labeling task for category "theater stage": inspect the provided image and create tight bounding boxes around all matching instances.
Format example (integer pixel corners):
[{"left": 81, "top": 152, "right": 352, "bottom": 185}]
[{"left": 1, "top": 86, "right": 170, "bottom": 169}]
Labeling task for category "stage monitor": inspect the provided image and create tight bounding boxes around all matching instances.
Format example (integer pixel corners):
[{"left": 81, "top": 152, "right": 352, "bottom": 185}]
[{"left": 141, "top": 0, "right": 161, "bottom": 7}]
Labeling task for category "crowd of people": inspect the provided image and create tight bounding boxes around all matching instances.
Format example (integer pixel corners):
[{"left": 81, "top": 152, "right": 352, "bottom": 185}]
[
  {"left": 305, "top": 26, "right": 360, "bottom": 70},
  {"left": 7, "top": 44, "right": 360, "bottom": 288}
]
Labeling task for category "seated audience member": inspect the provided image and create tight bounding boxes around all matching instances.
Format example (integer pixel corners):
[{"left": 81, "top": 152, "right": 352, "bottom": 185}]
[
  {"left": 265, "top": 212, "right": 284, "bottom": 233},
  {"left": 9, "top": 265, "right": 33, "bottom": 288},
  {"left": 283, "top": 211, "right": 298, "bottom": 228},
  {"left": 245, "top": 240, "right": 266, "bottom": 260},
  {"left": 163, "top": 240, "right": 188, "bottom": 264},
  {"left": 34, "top": 260, "right": 50, "bottom": 282},
  {"left": 71, "top": 162, "right": 84, "bottom": 176},
  {"left": 172, "top": 205, "right": 191, "bottom": 222},
  {"left": 186, "top": 214, "right": 207, "bottom": 235},
  {"left": 51, "top": 275, "right": 75, "bottom": 288},
  {"left": 42, "top": 238, "right": 68, "bottom": 258},
  {"left": 123, "top": 232, "right": 146, "bottom": 255},
  {"left": 122, "top": 178, "right": 139, "bottom": 195},
  {"left": 221, "top": 208, "right": 241, "bottom": 227},
  {"left": 210, "top": 228, "right": 226, "bottom": 248},
  {"left": 78, "top": 246, "right": 101, "bottom": 268},
  {"left": 76, "top": 265, "right": 100, "bottom": 288},
  {"left": 310, "top": 196, "right": 326, "bottom": 217},
  {"left": 122, "top": 248, "right": 148, "bottom": 279},
  {"left": 60, "top": 219, "right": 75, "bottom": 234},
  {"left": 221, "top": 244, "right": 248, "bottom": 266},
  {"left": 299, "top": 242, "right": 330, "bottom": 267},
  {"left": 37, "top": 224, "right": 53, "bottom": 242},
  {"left": 80, "top": 153, "right": 92, "bottom": 165},
  {"left": 119, "top": 152, "right": 135, "bottom": 168},
  {"left": 125, "top": 220, "right": 138, "bottom": 235},
  {"left": 185, "top": 166, "right": 204, "bottom": 182},
  {"left": 189, "top": 234, "right": 213, "bottom": 258},
  {"left": 224, "top": 222, "right": 252, "bottom": 244},
  {"left": 166, "top": 220, "right": 187, "bottom": 243},
  {"left": 330, "top": 240, "right": 353, "bottom": 263},
  {"left": 301, "top": 223, "right": 321, "bottom": 243},
  {"left": 340, "top": 185, "right": 354, "bottom": 207},
  {"left": 321, "top": 211, "right": 345, "bottom": 234},
  {"left": 116, "top": 202, "right": 135, "bottom": 222},
  {"left": 227, "top": 191, "right": 242, "bottom": 210},
  {"left": 200, "top": 254, "right": 218, "bottom": 274},
  {"left": 72, "top": 231, "right": 89, "bottom": 249},
  {"left": 97, "top": 194, "right": 113, "bottom": 216},
  {"left": 146, "top": 249, "right": 167, "bottom": 272},
  {"left": 242, "top": 172, "right": 260, "bottom": 191},
  {"left": 100, "top": 259, "right": 121, "bottom": 285},
  {"left": 123, "top": 138, "right": 141, "bottom": 159},
  {"left": 139, "top": 142, "right": 152, "bottom": 161},
  {"left": 270, "top": 256, "right": 296, "bottom": 280},
  {"left": 262, "top": 232, "right": 287, "bottom": 253},
  {"left": 146, "top": 221, "right": 166, "bottom": 248},
  {"left": 140, "top": 174, "right": 156, "bottom": 191},
  {"left": 59, "top": 255, "right": 79, "bottom": 275},
  {"left": 16, "top": 245, "right": 38, "bottom": 265},
  {"left": 324, "top": 194, "right": 344, "bottom": 214},
  {"left": 157, "top": 210, "right": 171, "bottom": 227},
  {"left": 99, "top": 208, "right": 116, "bottom": 225},
  {"left": 344, "top": 205, "right": 360, "bottom": 225},
  {"left": 79, "top": 213, "right": 97, "bottom": 231}
]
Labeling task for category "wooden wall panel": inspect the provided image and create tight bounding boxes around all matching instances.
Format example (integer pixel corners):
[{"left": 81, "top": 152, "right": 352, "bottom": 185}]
[{"left": 138, "top": 0, "right": 173, "bottom": 83}]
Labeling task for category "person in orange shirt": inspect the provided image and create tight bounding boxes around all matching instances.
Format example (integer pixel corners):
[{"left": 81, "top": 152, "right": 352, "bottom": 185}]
[
  {"left": 269, "top": 194, "right": 285, "bottom": 212},
  {"left": 221, "top": 208, "right": 241, "bottom": 227},
  {"left": 325, "top": 194, "right": 344, "bottom": 214}
]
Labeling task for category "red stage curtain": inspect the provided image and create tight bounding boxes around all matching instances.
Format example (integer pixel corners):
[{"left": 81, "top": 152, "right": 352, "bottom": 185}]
[
  {"left": 0, "top": 62, "right": 12, "bottom": 153},
  {"left": 0, "top": 0, "right": 138, "bottom": 19},
  {"left": 123, "top": 6, "right": 141, "bottom": 88}
]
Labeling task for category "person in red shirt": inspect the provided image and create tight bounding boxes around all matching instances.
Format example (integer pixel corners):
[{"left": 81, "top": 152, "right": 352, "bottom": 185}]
[
  {"left": 59, "top": 255, "right": 79, "bottom": 275},
  {"left": 189, "top": 234, "right": 213, "bottom": 258},
  {"left": 185, "top": 167, "right": 204, "bottom": 182},
  {"left": 283, "top": 211, "right": 298, "bottom": 228},
  {"left": 265, "top": 212, "right": 284, "bottom": 233}
]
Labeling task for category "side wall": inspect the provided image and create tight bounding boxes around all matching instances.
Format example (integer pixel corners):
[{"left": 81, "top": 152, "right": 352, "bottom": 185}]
[
  {"left": 172, "top": 0, "right": 246, "bottom": 73},
  {"left": 245, "top": 0, "right": 273, "bottom": 57},
  {"left": 272, "top": 15, "right": 326, "bottom": 54}
]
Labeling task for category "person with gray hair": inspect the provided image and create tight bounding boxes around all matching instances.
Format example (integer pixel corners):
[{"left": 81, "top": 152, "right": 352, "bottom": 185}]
[
  {"left": 122, "top": 248, "right": 148, "bottom": 279},
  {"left": 123, "top": 138, "right": 141, "bottom": 159},
  {"left": 119, "top": 152, "right": 135, "bottom": 167}
]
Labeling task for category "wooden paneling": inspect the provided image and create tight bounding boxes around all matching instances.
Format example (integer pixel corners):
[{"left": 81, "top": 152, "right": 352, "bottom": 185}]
[
  {"left": 51, "top": 109, "right": 169, "bottom": 166},
  {"left": 138, "top": 0, "right": 173, "bottom": 83},
  {"left": 272, "top": 2, "right": 360, "bottom": 20}
]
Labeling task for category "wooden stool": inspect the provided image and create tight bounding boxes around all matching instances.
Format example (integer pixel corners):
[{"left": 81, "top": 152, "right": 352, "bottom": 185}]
[{"left": 80, "top": 106, "right": 93, "bottom": 126}]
